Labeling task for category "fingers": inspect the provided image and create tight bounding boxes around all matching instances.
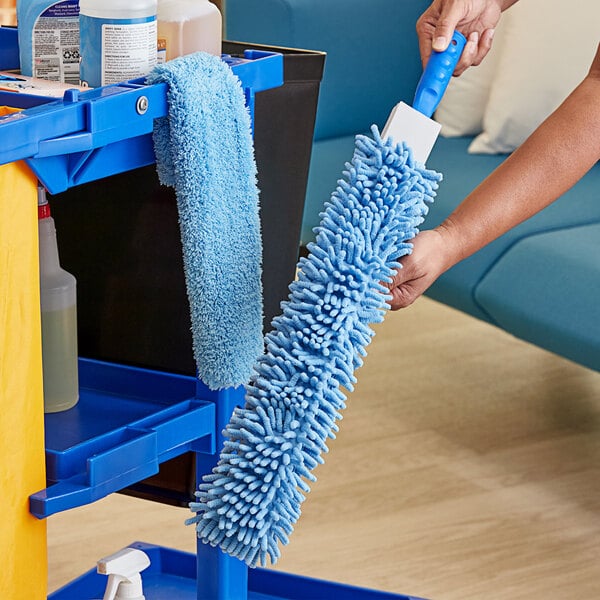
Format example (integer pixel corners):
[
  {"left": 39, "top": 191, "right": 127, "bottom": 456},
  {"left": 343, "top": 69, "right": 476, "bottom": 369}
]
[
  {"left": 432, "top": 0, "right": 466, "bottom": 52},
  {"left": 473, "top": 27, "right": 496, "bottom": 65},
  {"left": 385, "top": 264, "right": 425, "bottom": 311},
  {"left": 454, "top": 30, "right": 479, "bottom": 75},
  {"left": 383, "top": 229, "right": 450, "bottom": 310},
  {"left": 416, "top": 0, "right": 465, "bottom": 69},
  {"left": 418, "top": 29, "right": 434, "bottom": 72},
  {"left": 388, "top": 283, "right": 419, "bottom": 311},
  {"left": 416, "top": 10, "right": 438, "bottom": 70},
  {"left": 417, "top": 0, "right": 502, "bottom": 75},
  {"left": 453, "top": 27, "right": 496, "bottom": 74}
]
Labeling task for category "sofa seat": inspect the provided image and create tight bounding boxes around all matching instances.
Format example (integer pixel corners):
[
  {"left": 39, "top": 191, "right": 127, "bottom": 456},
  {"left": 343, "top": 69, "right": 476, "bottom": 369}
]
[
  {"left": 474, "top": 223, "right": 600, "bottom": 371},
  {"left": 426, "top": 139, "right": 600, "bottom": 324}
]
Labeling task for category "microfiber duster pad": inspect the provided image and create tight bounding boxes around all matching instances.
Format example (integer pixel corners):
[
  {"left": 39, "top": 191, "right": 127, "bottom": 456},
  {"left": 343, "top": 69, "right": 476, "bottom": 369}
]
[
  {"left": 187, "top": 126, "right": 442, "bottom": 566},
  {"left": 147, "top": 52, "right": 264, "bottom": 390}
]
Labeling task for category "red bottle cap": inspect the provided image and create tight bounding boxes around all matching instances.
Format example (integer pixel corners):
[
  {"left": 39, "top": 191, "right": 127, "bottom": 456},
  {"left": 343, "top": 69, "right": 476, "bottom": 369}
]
[
  {"left": 38, "top": 202, "right": 51, "bottom": 220},
  {"left": 37, "top": 186, "right": 51, "bottom": 219}
]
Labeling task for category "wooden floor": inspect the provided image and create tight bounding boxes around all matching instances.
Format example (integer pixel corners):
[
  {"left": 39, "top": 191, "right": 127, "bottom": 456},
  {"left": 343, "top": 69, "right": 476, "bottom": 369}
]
[{"left": 47, "top": 297, "right": 600, "bottom": 599}]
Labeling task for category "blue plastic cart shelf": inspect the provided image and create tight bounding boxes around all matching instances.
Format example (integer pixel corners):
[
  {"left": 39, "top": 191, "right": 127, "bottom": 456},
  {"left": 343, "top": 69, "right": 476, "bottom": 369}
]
[
  {"left": 30, "top": 359, "right": 216, "bottom": 519},
  {"left": 0, "top": 24, "right": 424, "bottom": 600},
  {"left": 49, "top": 543, "right": 426, "bottom": 600},
  {"left": 0, "top": 28, "right": 282, "bottom": 194}
]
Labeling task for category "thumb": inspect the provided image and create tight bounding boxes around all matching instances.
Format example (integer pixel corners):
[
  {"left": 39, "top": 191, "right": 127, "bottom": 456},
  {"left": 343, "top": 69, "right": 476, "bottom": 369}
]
[{"left": 432, "top": 2, "right": 464, "bottom": 51}]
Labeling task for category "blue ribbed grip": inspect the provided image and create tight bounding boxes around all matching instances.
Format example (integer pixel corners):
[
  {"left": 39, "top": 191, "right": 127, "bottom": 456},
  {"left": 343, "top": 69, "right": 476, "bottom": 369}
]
[{"left": 413, "top": 30, "right": 467, "bottom": 117}]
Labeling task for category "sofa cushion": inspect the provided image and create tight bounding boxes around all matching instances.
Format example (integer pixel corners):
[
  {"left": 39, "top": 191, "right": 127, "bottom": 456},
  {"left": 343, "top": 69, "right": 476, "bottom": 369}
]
[
  {"left": 474, "top": 223, "right": 600, "bottom": 370},
  {"left": 226, "top": 0, "right": 430, "bottom": 141},
  {"left": 469, "top": 0, "right": 600, "bottom": 155},
  {"left": 425, "top": 137, "right": 600, "bottom": 323}
]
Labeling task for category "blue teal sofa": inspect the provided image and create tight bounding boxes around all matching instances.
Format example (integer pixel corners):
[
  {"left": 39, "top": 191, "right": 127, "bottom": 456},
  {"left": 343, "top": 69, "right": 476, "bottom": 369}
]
[{"left": 226, "top": 0, "right": 600, "bottom": 372}]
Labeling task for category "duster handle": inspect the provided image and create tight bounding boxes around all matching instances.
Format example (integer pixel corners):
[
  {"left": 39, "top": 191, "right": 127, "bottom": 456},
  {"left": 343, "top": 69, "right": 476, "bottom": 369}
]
[{"left": 413, "top": 30, "right": 467, "bottom": 117}]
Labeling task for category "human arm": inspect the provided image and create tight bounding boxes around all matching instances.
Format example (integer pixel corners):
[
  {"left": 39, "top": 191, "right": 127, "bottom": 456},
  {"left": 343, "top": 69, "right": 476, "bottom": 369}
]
[
  {"left": 416, "top": 0, "right": 519, "bottom": 75},
  {"left": 387, "top": 43, "right": 600, "bottom": 310}
]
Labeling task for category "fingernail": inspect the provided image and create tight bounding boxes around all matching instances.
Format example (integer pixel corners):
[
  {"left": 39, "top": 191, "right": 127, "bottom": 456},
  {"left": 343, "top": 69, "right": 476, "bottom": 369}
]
[{"left": 433, "top": 36, "right": 447, "bottom": 51}]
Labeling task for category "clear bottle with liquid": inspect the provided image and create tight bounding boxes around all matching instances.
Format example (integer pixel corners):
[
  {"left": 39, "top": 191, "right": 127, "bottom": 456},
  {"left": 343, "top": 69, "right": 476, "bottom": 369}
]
[
  {"left": 38, "top": 187, "right": 79, "bottom": 413},
  {"left": 157, "top": 0, "right": 221, "bottom": 63}
]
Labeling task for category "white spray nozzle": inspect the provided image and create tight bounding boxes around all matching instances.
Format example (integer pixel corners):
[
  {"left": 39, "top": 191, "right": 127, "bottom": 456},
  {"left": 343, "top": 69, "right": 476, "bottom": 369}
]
[{"left": 97, "top": 548, "right": 151, "bottom": 600}]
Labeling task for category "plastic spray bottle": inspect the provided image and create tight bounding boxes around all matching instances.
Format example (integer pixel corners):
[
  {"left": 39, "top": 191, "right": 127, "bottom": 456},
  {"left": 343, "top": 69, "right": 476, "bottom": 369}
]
[
  {"left": 38, "top": 186, "right": 79, "bottom": 413},
  {"left": 96, "top": 547, "right": 151, "bottom": 600},
  {"left": 157, "top": 0, "right": 221, "bottom": 63},
  {"left": 16, "top": 0, "right": 81, "bottom": 83},
  {"left": 79, "top": 0, "right": 158, "bottom": 88}
]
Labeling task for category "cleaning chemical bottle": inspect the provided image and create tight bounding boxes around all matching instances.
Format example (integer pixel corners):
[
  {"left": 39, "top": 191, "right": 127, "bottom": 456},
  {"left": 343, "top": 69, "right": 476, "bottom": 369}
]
[
  {"left": 16, "top": 0, "right": 81, "bottom": 83},
  {"left": 38, "top": 186, "right": 79, "bottom": 413},
  {"left": 157, "top": 0, "right": 221, "bottom": 63},
  {"left": 96, "top": 547, "right": 151, "bottom": 600},
  {"left": 79, "top": 0, "right": 157, "bottom": 88}
]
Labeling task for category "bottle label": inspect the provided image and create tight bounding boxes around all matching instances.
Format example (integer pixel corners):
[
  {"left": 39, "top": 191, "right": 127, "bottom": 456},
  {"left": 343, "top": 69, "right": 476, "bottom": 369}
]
[
  {"left": 80, "top": 15, "right": 157, "bottom": 88},
  {"left": 31, "top": 0, "right": 80, "bottom": 84}
]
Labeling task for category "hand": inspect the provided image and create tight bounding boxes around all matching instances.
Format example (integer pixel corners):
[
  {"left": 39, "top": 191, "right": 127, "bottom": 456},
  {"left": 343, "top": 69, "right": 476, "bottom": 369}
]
[
  {"left": 416, "top": 0, "right": 508, "bottom": 75},
  {"left": 385, "top": 228, "right": 454, "bottom": 310}
]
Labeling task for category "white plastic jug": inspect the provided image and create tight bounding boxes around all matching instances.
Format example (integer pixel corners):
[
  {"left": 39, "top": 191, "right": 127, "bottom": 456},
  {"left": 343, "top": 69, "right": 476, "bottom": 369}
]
[{"left": 157, "top": 0, "right": 221, "bottom": 62}]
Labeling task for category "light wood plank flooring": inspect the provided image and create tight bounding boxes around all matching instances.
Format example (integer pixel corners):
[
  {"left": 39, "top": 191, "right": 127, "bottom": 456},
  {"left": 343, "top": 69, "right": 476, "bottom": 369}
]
[{"left": 48, "top": 297, "right": 600, "bottom": 599}]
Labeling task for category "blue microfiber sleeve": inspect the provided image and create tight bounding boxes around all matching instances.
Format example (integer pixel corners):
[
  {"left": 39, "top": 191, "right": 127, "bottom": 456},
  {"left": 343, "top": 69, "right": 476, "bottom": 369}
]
[
  {"left": 187, "top": 126, "right": 442, "bottom": 566},
  {"left": 147, "top": 52, "right": 264, "bottom": 390}
]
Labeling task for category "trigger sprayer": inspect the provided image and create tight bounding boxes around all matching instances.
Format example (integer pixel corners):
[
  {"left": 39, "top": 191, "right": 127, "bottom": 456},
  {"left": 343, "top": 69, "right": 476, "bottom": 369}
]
[{"left": 97, "top": 548, "right": 151, "bottom": 600}]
